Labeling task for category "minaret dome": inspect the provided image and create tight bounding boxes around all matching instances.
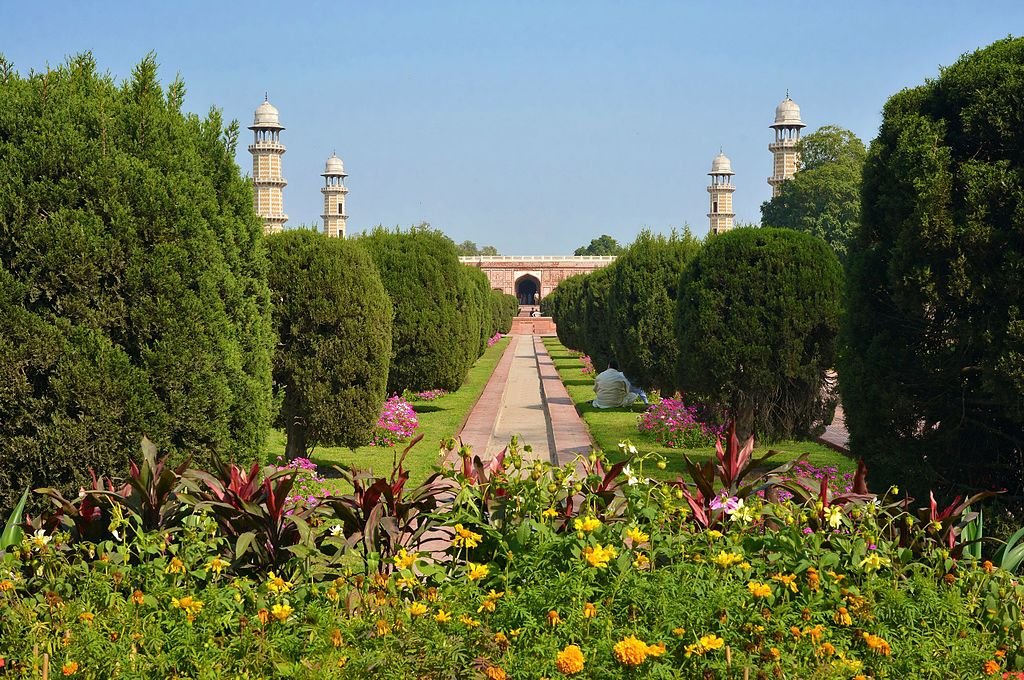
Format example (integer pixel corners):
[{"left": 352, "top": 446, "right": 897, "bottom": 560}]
[
  {"left": 321, "top": 152, "right": 349, "bottom": 238},
  {"left": 248, "top": 95, "right": 288, "bottom": 234},
  {"left": 707, "top": 150, "right": 736, "bottom": 236},
  {"left": 768, "top": 93, "right": 805, "bottom": 197}
]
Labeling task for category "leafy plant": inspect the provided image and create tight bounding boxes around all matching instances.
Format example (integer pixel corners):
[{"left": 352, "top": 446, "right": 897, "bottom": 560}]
[
  {"left": 0, "top": 488, "right": 28, "bottom": 553},
  {"left": 994, "top": 526, "right": 1024, "bottom": 573}
]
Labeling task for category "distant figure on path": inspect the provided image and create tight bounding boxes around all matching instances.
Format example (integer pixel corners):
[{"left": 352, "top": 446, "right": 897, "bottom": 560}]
[
  {"left": 592, "top": 360, "right": 648, "bottom": 408},
  {"left": 533, "top": 292, "right": 540, "bottom": 305}
]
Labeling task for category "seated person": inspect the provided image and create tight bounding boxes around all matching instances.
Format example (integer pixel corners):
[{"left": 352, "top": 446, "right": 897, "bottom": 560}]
[{"left": 592, "top": 360, "right": 648, "bottom": 408}]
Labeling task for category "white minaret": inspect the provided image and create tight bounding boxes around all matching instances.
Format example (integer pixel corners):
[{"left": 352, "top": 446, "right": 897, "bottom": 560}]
[
  {"left": 707, "top": 151, "right": 736, "bottom": 236},
  {"left": 768, "top": 92, "right": 805, "bottom": 197},
  {"left": 248, "top": 96, "right": 288, "bottom": 234},
  {"left": 321, "top": 152, "right": 349, "bottom": 238}
]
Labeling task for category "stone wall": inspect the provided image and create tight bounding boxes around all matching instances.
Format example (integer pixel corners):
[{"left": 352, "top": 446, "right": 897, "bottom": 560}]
[{"left": 459, "top": 255, "right": 616, "bottom": 299}]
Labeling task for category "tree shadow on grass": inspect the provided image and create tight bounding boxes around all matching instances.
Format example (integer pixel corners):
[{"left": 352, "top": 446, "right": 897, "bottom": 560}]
[{"left": 412, "top": 404, "right": 447, "bottom": 414}]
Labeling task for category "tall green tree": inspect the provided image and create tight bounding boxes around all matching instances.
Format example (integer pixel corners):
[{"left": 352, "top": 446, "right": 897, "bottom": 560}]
[
  {"left": 760, "top": 125, "right": 867, "bottom": 262},
  {"left": 677, "top": 228, "right": 843, "bottom": 441},
  {"left": 581, "top": 266, "right": 617, "bottom": 370},
  {"left": 0, "top": 54, "right": 273, "bottom": 510},
  {"left": 574, "top": 235, "right": 624, "bottom": 256},
  {"left": 267, "top": 230, "right": 392, "bottom": 458},
  {"left": 544, "top": 274, "right": 587, "bottom": 351},
  {"left": 840, "top": 37, "right": 1024, "bottom": 497},
  {"left": 455, "top": 239, "right": 499, "bottom": 256},
  {"left": 607, "top": 230, "right": 701, "bottom": 393}
]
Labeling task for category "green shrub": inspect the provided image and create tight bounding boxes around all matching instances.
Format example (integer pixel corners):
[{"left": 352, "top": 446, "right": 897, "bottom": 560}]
[
  {"left": 0, "top": 54, "right": 273, "bottom": 513},
  {"left": 676, "top": 227, "right": 843, "bottom": 440},
  {"left": 545, "top": 274, "right": 587, "bottom": 351},
  {"left": 490, "top": 289, "right": 516, "bottom": 335},
  {"left": 607, "top": 229, "right": 701, "bottom": 392},
  {"left": 358, "top": 226, "right": 475, "bottom": 393},
  {"left": 581, "top": 266, "right": 617, "bottom": 371},
  {"left": 461, "top": 265, "right": 492, "bottom": 357},
  {"left": 267, "top": 230, "right": 392, "bottom": 457},
  {"left": 840, "top": 37, "right": 1024, "bottom": 499}
]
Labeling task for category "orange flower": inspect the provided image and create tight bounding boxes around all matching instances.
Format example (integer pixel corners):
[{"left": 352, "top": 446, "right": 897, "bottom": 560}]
[
  {"left": 983, "top": 659, "right": 1000, "bottom": 675},
  {"left": 62, "top": 661, "right": 79, "bottom": 676},
  {"left": 493, "top": 632, "right": 510, "bottom": 651},
  {"left": 614, "top": 635, "right": 650, "bottom": 666},
  {"left": 555, "top": 644, "right": 586, "bottom": 674},
  {"left": 983, "top": 560, "right": 995, "bottom": 574},
  {"left": 834, "top": 607, "right": 852, "bottom": 626},
  {"left": 862, "top": 631, "right": 891, "bottom": 656},
  {"left": 806, "top": 567, "right": 820, "bottom": 592},
  {"left": 330, "top": 628, "right": 343, "bottom": 647},
  {"left": 747, "top": 581, "right": 772, "bottom": 598},
  {"left": 375, "top": 619, "right": 390, "bottom": 636},
  {"left": 548, "top": 610, "right": 562, "bottom": 626},
  {"left": 131, "top": 590, "right": 145, "bottom": 606},
  {"left": 583, "top": 602, "right": 597, "bottom": 619},
  {"left": 257, "top": 608, "right": 269, "bottom": 625},
  {"left": 484, "top": 666, "right": 506, "bottom": 680}
]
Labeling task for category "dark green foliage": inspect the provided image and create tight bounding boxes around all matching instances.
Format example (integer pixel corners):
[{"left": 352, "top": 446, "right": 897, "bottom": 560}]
[
  {"left": 267, "top": 230, "right": 392, "bottom": 457},
  {"left": 0, "top": 54, "right": 273, "bottom": 512},
  {"left": 581, "top": 266, "right": 616, "bottom": 370},
  {"left": 607, "top": 229, "right": 701, "bottom": 392},
  {"left": 544, "top": 274, "right": 587, "bottom": 351},
  {"left": 760, "top": 125, "right": 867, "bottom": 263},
  {"left": 358, "top": 226, "right": 476, "bottom": 393},
  {"left": 461, "top": 265, "right": 492, "bottom": 357},
  {"left": 490, "top": 289, "right": 517, "bottom": 335},
  {"left": 455, "top": 240, "right": 499, "bottom": 256},
  {"left": 676, "top": 228, "right": 843, "bottom": 441},
  {"left": 574, "top": 234, "right": 624, "bottom": 256},
  {"left": 840, "top": 38, "right": 1024, "bottom": 498}
]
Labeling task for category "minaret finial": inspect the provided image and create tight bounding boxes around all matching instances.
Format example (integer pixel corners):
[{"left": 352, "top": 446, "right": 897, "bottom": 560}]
[
  {"left": 264, "top": 92, "right": 268, "bottom": 102},
  {"left": 785, "top": 88, "right": 789, "bottom": 99}
]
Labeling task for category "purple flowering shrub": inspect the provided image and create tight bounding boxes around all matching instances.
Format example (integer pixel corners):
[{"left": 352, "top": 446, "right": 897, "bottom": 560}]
[
  {"left": 275, "top": 456, "right": 332, "bottom": 509},
  {"left": 637, "top": 397, "right": 723, "bottom": 448},
  {"left": 487, "top": 332, "right": 502, "bottom": 347},
  {"left": 372, "top": 395, "right": 420, "bottom": 447},
  {"left": 758, "top": 460, "right": 856, "bottom": 503},
  {"left": 580, "top": 355, "right": 595, "bottom": 376},
  {"left": 406, "top": 388, "right": 447, "bottom": 402}
]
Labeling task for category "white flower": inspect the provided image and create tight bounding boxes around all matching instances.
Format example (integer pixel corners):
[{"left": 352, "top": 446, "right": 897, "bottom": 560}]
[
  {"left": 30, "top": 530, "right": 51, "bottom": 549},
  {"left": 112, "top": 529, "right": 122, "bottom": 541},
  {"left": 329, "top": 524, "right": 343, "bottom": 537},
  {"left": 622, "top": 465, "right": 640, "bottom": 486},
  {"left": 628, "top": 444, "right": 638, "bottom": 455}
]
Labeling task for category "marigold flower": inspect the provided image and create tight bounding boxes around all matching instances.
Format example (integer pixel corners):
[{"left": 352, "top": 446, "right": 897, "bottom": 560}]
[
  {"left": 170, "top": 596, "right": 204, "bottom": 620},
  {"left": 834, "top": 607, "right": 852, "bottom": 626},
  {"left": 271, "top": 602, "right": 293, "bottom": 623},
  {"left": 459, "top": 614, "right": 480, "bottom": 627},
  {"left": 556, "top": 644, "right": 585, "bottom": 674},
  {"left": 466, "top": 563, "right": 490, "bottom": 581},
  {"left": 983, "top": 560, "right": 995, "bottom": 574},
  {"left": 706, "top": 530, "right": 723, "bottom": 539},
  {"left": 131, "top": 590, "right": 145, "bottom": 606},
  {"left": 393, "top": 548, "right": 417, "bottom": 570},
  {"left": 484, "top": 666, "right": 506, "bottom": 680},
  {"left": 452, "top": 524, "right": 482, "bottom": 549},
  {"left": 583, "top": 602, "right": 597, "bottom": 619},
  {"left": 257, "top": 608, "right": 269, "bottom": 625},
  {"left": 633, "top": 553, "right": 651, "bottom": 569},
  {"left": 574, "top": 516, "right": 602, "bottom": 533},
  {"left": 78, "top": 612, "right": 94, "bottom": 624},
  {"left": 626, "top": 526, "right": 650, "bottom": 544},
  {"left": 542, "top": 508, "right": 559, "bottom": 519},
  {"left": 207, "top": 556, "right": 228, "bottom": 575},
  {"left": 699, "top": 634, "right": 724, "bottom": 651},
  {"left": 748, "top": 581, "right": 772, "bottom": 598},
  {"left": 790, "top": 626, "right": 802, "bottom": 640},
  {"left": 582, "top": 544, "right": 617, "bottom": 568},
  {"left": 805, "top": 624, "right": 825, "bottom": 642},
  {"left": 266, "top": 571, "right": 293, "bottom": 595},
  {"left": 396, "top": 576, "right": 417, "bottom": 590},
  {"left": 862, "top": 631, "right": 891, "bottom": 656},
  {"left": 493, "top": 631, "right": 510, "bottom": 651},
  {"left": 375, "top": 619, "right": 391, "bottom": 635},
  {"left": 330, "top": 628, "right": 343, "bottom": 647},
  {"left": 614, "top": 635, "right": 650, "bottom": 666},
  {"left": 0, "top": 580, "right": 14, "bottom": 592},
  {"left": 983, "top": 659, "right": 1000, "bottom": 675},
  {"left": 672, "top": 627, "right": 686, "bottom": 637},
  {"left": 61, "top": 661, "right": 79, "bottom": 676},
  {"left": 712, "top": 551, "right": 744, "bottom": 569},
  {"left": 647, "top": 641, "right": 667, "bottom": 657},
  {"left": 806, "top": 566, "right": 820, "bottom": 591},
  {"left": 434, "top": 609, "right": 451, "bottom": 623},
  {"left": 508, "top": 628, "right": 522, "bottom": 638},
  {"left": 407, "top": 602, "right": 428, "bottom": 617},
  {"left": 548, "top": 610, "right": 562, "bottom": 626},
  {"left": 772, "top": 573, "right": 798, "bottom": 593},
  {"left": 165, "top": 557, "right": 185, "bottom": 574},
  {"left": 818, "top": 642, "right": 836, "bottom": 657},
  {"left": 326, "top": 586, "right": 340, "bottom": 603}
]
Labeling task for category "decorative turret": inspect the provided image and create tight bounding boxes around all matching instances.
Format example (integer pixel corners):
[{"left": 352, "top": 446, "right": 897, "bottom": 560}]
[
  {"left": 768, "top": 93, "right": 805, "bottom": 197},
  {"left": 321, "top": 152, "right": 349, "bottom": 238},
  {"left": 707, "top": 151, "right": 735, "bottom": 236},
  {"left": 248, "top": 95, "right": 288, "bottom": 234}
]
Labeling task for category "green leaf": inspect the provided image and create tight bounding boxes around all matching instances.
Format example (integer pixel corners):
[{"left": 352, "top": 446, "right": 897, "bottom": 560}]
[{"left": 0, "top": 488, "right": 29, "bottom": 551}]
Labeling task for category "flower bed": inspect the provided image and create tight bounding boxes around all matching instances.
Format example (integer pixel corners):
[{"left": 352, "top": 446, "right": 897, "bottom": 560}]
[
  {"left": 637, "top": 396, "right": 723, "bottom": 448},
  {"left": 0, "top": 432, "right": 1018, "bottom": 678},
  {"left": 371, "top": 394, "right": 419, "bottom": 446}
]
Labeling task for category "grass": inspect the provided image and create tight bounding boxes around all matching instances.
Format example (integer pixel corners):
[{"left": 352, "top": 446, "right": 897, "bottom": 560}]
[
  {"left": 541, "top": 337, "right": 855, "bottom": 481},
  {"left": 267, "top": 337, "right": 511, "bottom": 487}
]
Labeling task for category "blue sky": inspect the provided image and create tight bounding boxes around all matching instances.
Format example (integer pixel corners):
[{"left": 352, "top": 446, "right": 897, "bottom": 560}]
[{"left": 4, "top": 2, "right": 1021, "bottom": 254}]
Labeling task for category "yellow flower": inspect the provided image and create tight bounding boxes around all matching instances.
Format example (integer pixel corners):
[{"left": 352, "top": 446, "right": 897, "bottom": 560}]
[
  {"left": 862, "top": 631, "right": 891, "bottom": 656},
  {"left": 459, "top": 614, "right": 480, "bottom": 627},
  {"left": 170, "top": 595, "right": 204, "bottom": 622},
  {"left": 712, "top": 551, "right": 744, "bottom": 569},
  {"left": 824, "top": 505, "right": 844, "bottom": 529},
  {"left": 700, "top": 634, "right": 724, "bottom": 651},
  {"left": 582, "top": 544, "right": 618, "bottom": 568},
  {"left": 556, "top": 644, "right": 586, "bottom": 674},
  {"left": 131, "top": 590, "right": 145, "bottom": 606},
  {"left": 548, "top": 610, "right": 562, "bottom": 626},
  {"left": 207, "top": 556, "right": 228, "bottom": 575},
  {"left": 583, "top": 602, "right": 598, "bottom": 619},
  {"left": 646, "top": 641, "right": 667, "bottom": 657},
  {"left": 747, "top": 581, "right": 772, "bottom": 598},
  {"left": 330, "top": 628, "right": 343, "bottom": 647},
  {"left": 266, "top": 571, "right": 293, "bottom": 595},
  {"left": 826, "top": 570, "right": 845, "bottom": 583},
  {"left": 271, "top": 602, "right": 293, "bottom": 623},
  {"left": 493, "top": 631, "right": 510, "bottom": 650},
  {"left": 393, "top": 548, "right": 417, "bottom": 570},
  {"left": 326, "top": 586, "right": 340, "bottom": 603},
  {"left": 859, "top": 553, "right": 889, "bottom": 573},
  {"left": 614, "top": 635, "right": 650, "bottom": 666},
  {"left": 632, "top": 553, "right": 651, "bottom": 569},
  {"left": 772, "top": 573, "right": 798, "bottom": 593},
  {"left": 626, "top": 526, "right": 650, "bottom": 544},
  {"left": 466, "top": 562, "right": 490, "bottom": 581},
  {"left": 672, "top": 627, "right": 686, "bottom": 637},
  {"left": 61, "top": 661, "right": 79, "bottom": 676},
  {"left": 78, "top": 612, "right": 95, "bottom": 624},
  {"left": 484, "top": 666, "right": 506, "bottom": 680},
  {"left": 706, "top": 530, "right": 723, "bottom": 539},
  {"left": 574, "top": 515, "right": 602, "bottom": 533},
  {"left": 407, "top": 602, "right": 428, "bottom": 617},
  {"left": 0, "top": 579, "right": 14, "bottom": 592},
  {"left": 478, "top": 589, "right": 504, "bottom": 613},
  {"left": 452, "top": 523, "right": 482, "bottom": 549},
  {"left": 434, "top": 609, "right": 451, "bottom": 623},
  {"left": 165, "top": 557, "right": 185, "bottom": 574},
  {"left": 375, "top": 619, "right": 390, "bottom": 635},
  {"left": 805, "top": 624, "right": 825, "bottom": 642},
  {"left": 542, "top": 507, "right": 559, "bottom": 519},
  {"left": 738, "top": 561, "right": 752, "bottom": 570},
  {"left": 818, "top": 642, "right": 837, "bottom": 657},
  {"left": 834, "top": 607, "right": 852, "bottom": 626},
  {"left": 396, "top": 576, "right": 417, "bottom": 590}
]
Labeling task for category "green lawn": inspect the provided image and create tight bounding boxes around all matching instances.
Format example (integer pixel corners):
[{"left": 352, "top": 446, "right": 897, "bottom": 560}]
[
  {"left": 267, "top": 337, "right": 511, "bottom": 487},
  {"left": 541, "top": 337, "right": 854, "bottom": 481}
]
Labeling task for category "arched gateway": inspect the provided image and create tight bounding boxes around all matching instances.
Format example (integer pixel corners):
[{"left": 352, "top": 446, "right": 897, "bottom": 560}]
[{"left": 459, "top": 255, "right": 616, "bottom": 301}]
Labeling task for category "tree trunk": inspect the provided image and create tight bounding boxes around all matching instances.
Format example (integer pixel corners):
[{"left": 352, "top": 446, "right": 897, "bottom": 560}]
[{"left": 285, "top": 416, "right": 308, "bottom": 460}]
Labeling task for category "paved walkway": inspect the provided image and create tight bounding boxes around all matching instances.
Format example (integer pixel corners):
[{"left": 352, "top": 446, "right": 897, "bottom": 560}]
[
  {"left": 458, "top": 335, "right": 592, "bottom": 465},
  {"left": 818, "top": 405, "right": 850, "bottom": 452}
]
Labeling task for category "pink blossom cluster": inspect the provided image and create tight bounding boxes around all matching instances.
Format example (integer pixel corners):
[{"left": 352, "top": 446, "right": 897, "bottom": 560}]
[
  {"left": 487, "top": 332, "right": 502, "bottom": 347},
  {"left": 413, "top": 389, "right": 447, "bottom": 401},
  {"left": 580, "top": 355, "right": 595, "bottom": 376},
  {"left": 636, "top": 397, "right": 723, "bottom": 448},
  {"left": 371, "top": 394, "right": 420, "bottom": 447},
  {"left": 274, "top": 456, "right": 331, "bottom": 509}
]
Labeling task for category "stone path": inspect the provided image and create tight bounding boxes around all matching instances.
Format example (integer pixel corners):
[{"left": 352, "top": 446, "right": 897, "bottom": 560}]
[
  {"left": 818, "top": 405, "right": 850, "bottom": 452},
  {"left": 458, "top": 335, "right": 592, "bottom": 465}
]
